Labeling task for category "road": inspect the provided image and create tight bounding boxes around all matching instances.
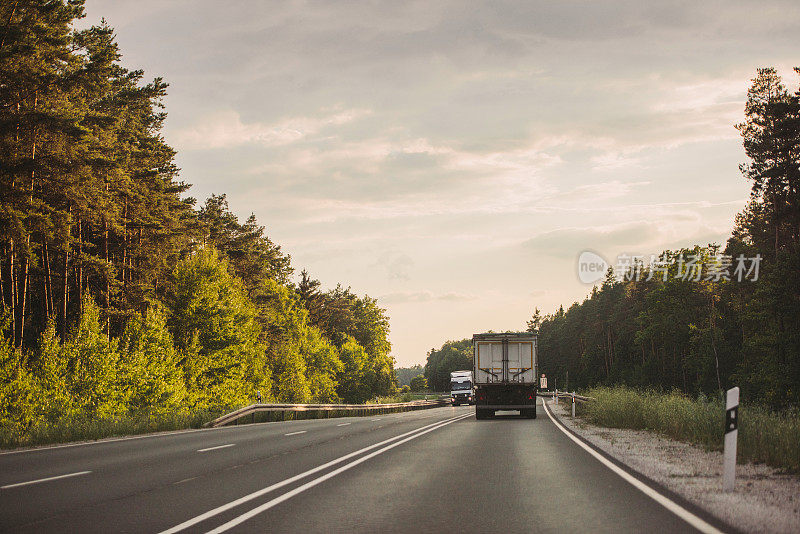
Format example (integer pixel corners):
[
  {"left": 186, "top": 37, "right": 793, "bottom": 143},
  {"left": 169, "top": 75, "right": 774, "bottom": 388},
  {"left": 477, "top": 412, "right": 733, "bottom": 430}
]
[{"left": 0, "top": 401, "right": 730, "bottom": 533}]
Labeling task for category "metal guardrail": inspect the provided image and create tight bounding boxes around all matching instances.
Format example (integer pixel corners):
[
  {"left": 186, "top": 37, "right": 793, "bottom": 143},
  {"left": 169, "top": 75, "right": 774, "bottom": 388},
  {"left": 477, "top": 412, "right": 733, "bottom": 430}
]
[
  {"left": 539, "top": 389, "right": 594, "bottom": 417},
  {"left": 538, "top": 390, "right": 594, "bottom": 403},
  {"left": 206, "top": 397, "right": 451, "bottom": 428}
]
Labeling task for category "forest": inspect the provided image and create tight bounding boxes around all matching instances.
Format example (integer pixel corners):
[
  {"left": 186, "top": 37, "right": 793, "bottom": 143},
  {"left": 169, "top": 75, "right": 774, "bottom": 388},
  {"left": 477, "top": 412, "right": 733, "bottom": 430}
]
[
  {"left": 0, "top": 1, "right": 395, "bottom": 442},
  {"left": 425, "top": 68, "right": 800, "bottom": 411}
]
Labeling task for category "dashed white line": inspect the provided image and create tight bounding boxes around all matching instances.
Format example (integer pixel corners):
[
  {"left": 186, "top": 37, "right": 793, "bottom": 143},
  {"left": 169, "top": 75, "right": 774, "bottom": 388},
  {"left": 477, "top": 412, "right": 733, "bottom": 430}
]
[
  {"left": 284, "top": 431, "right": 307, "bottom": 436},
  {"left": 1, "top": 470, "right": 91, "bottom": 489},
  {"left": 336, "top": 423, "right": 351, "bottom": 427},
  {"left": 370, "top": 418, "right": 382, "bottom": 421},
  {"left": 197, "top": 444, "right": 235, "bottom": 453}
]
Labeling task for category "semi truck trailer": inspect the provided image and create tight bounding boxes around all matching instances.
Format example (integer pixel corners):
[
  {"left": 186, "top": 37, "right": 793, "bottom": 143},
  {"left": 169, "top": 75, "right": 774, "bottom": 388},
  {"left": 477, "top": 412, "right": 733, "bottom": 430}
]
[{"left": 473, "top": 332, "right": 537, "bottom": 419}]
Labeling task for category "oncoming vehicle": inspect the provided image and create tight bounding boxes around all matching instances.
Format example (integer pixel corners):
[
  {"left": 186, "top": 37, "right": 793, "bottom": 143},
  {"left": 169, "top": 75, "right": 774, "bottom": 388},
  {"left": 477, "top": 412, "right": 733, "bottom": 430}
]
[{"left": 450, "top": 370, "right": 474, "bottom": 406}]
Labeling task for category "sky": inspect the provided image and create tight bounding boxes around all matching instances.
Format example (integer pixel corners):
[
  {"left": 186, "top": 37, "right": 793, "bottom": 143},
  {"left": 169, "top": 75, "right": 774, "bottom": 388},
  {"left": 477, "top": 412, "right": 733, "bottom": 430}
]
[{"left": 83, "top": 0, "right": 800, "bottom": 367}]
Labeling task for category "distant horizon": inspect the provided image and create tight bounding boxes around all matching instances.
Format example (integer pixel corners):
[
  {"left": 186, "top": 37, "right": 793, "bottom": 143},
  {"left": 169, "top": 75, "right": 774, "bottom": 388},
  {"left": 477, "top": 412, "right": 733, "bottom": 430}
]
[{"left": 83, "top": 0, "right": 799, "bottom": 366}]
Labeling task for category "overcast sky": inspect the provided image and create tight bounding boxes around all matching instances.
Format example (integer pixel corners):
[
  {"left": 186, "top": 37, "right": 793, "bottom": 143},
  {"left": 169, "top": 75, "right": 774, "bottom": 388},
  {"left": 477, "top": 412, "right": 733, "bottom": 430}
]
[{"left": 84, "top": 0, "right": 799, "bottom": 366}]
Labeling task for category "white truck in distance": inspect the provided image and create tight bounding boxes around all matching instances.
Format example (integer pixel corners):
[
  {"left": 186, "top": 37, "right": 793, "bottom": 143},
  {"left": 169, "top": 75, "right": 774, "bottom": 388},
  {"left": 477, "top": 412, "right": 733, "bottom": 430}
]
[
  {"left": 473, "top": 332, "right": 537, "bottom": 419},
  {"left": 450, "top": 370, "right": 474, "bottom": 406}
]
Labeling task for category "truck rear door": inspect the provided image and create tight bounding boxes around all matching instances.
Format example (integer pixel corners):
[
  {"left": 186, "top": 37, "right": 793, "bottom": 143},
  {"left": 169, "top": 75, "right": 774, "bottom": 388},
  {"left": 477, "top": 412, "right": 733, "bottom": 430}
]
[{"left": 475, "top": 340, "right": 535, "bottom": 384}]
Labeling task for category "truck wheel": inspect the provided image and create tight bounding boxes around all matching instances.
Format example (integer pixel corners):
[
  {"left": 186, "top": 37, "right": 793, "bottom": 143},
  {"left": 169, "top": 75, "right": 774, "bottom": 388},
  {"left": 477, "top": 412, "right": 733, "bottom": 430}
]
[
  {"left": 476, "top": 408, "right": 489, "bottom": 420},
  {"left": 522, "top": 408, "right": 536, "bottom": 419}
]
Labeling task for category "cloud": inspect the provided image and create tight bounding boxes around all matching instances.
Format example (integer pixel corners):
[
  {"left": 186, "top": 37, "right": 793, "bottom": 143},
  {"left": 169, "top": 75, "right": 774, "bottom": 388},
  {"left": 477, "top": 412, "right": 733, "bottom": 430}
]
[
  {"left": 374, "top": 253, "right": 415, "bottom": 281},
  {"left": 172, "top": 108, "right": 370, "bottom": 150},
  {"left": 523, "top": 222, "right": 658, "bottom": 258},
  {"left": 379, "top": 290, "right": 478, "bottom": 304}
]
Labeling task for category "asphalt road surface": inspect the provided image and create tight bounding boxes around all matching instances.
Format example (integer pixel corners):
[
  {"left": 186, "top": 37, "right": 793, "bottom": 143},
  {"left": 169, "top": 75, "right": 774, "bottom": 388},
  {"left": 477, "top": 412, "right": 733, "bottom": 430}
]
[{"left": 0, "top": 401, "right": 730, "bottom": 533}]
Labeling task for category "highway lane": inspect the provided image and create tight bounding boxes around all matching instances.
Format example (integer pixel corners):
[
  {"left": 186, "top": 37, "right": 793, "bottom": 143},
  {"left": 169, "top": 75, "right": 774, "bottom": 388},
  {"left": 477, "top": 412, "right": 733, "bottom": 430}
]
[
  {"left": 0, "top": 402, "right": 728, "bottom": 533},
  {"left": 0, "top": 408, "right": 465, "bottom": 532}
]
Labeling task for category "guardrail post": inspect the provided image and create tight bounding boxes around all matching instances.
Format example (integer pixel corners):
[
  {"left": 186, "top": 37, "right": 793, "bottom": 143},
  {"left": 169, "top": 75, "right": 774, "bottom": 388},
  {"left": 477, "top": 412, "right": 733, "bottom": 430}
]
[{"left": 723, "top": 387, "right": 739, "bottom": 492}]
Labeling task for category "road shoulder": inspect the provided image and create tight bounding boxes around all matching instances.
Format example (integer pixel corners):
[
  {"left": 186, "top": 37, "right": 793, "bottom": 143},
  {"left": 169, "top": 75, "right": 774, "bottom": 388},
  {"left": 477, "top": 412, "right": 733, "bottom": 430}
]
[{"left": 547, "top": 399, "right": 800, "bottom": 534}]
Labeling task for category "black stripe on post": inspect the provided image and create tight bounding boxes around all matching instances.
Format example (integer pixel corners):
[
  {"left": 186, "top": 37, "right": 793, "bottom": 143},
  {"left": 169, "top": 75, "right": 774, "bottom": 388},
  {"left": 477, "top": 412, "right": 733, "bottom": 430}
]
[{"left": 725, "top": 406, "right": 738, "bottom": 434}]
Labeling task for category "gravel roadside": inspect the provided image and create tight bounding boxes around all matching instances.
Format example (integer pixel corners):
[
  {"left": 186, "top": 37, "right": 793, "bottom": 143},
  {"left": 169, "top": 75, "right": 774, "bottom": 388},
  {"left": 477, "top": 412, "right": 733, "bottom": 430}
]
[{"left": 546, "top": 399, "right": 800, "bottom": 534}]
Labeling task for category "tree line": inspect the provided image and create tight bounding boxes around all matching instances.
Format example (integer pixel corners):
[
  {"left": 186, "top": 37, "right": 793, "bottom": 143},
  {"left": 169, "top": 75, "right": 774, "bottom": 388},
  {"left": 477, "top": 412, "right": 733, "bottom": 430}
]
[
  {"left": 536, "top": 68, "right": 800, "bottom": 410},
  {"left": 0, "top": 1, "right": 395, "bottom": 439}
]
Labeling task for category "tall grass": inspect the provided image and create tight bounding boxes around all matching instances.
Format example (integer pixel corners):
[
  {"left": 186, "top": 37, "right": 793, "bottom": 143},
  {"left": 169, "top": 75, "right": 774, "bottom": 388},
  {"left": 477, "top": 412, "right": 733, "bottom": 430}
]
[
  {"left": 0, "top": 409, "right": 227, "bottom": 450},
  {"left": 371, "top": 392, "right": 435, "bottom": 403},
  {"left": 576, "top": 386, "right": 800, "bottom": 472}
]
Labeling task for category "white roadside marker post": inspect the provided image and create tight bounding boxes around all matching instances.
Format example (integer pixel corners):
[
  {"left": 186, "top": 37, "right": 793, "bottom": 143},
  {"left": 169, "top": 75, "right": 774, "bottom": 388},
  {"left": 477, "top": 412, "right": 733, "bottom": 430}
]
[
  {"left": 571, "top": 392, "right": 575, "bottom": 418},
  {"left": 723, "top": 386, "right": 739, "bottom": 492}
]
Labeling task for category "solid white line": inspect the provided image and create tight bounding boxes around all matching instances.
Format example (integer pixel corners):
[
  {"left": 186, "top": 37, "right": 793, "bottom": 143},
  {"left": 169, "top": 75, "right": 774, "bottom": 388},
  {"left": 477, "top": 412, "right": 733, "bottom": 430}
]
[
  {"left": 336, "top": 423, "right": 351, "bottom": 427},
  {"left": 206, "top": 413, "right": 472, "bottom": 533},
  {"left": 159, "top": 414, "right": 469, "bottom": 534},
  {"left": 284, "top": 431, "right": 307, "bottom": 436},
  {"left": 197, "top": 444, "right": 235, "bottom": 453},
  {"left": 542, "top": 401, "right": 723, "bottom": 534},
  {"left": 1, "top": 470, "right": 91, "bottom": 489}
]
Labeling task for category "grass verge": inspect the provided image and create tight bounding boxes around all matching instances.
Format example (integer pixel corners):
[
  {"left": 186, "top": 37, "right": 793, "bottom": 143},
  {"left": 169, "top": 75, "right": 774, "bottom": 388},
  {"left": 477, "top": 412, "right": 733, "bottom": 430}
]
[
  {"left": 0, "top": 408, "right": 227, "bottom": 450},
  {"left": 575, "top": 386, "right": 800, "bottom": 472},
  {"left": 1, "top": 394, "right": 447, "bottom": 449}
]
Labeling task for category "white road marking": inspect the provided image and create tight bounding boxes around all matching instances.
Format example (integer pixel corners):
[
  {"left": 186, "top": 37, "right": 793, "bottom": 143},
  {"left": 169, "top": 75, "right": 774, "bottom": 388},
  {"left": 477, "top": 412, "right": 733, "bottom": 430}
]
[
  {"left": 370, "top": 418, "right": 382, "bottom": 421},
  {"left": 159, "top": 413, "right": 469, "bottom": 534},
  {"left": 284, "top": 431, "right": 307, "bottom": 436},
  {"left": 542, "top": 401, "right": 724, "bottom": 534},
  {"left": 206, "top": 413, "right": 472, "bottom": 533},
  {"left": 0, "top": 428, "right": 209, "bottom": 456},
  {"left": 0, "top": 419, "right": 281, "bottom": 456},
  {"left": 336, "top": 423, "right": 351, "bottom": 427},
  {"left": 197, "top": 444, "right": 235, "bottom": 453},
  {"left": 1, "top": 470, "right": 91, "bottom": 489}
]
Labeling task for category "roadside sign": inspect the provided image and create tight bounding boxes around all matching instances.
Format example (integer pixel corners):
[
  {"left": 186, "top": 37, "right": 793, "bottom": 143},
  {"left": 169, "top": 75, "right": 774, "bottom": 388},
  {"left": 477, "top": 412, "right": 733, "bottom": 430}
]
[{"left": 540, "top": 374, "right": 547, "bottom": 389}]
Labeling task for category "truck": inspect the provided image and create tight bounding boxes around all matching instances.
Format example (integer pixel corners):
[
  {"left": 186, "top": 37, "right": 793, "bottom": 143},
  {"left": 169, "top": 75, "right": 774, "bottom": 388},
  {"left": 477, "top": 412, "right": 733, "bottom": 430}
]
[
  {"left": 449, "top": 370, "right": 474, "bottom": 406},
  {"left": 472, "top": 332, "right": 537, "bottom": 419}
]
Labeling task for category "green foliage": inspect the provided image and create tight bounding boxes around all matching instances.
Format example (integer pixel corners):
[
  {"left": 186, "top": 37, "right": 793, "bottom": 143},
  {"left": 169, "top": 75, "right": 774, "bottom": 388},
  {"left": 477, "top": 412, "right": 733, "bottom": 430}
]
[
  {"left": 294, "top": 274, "right": 396, "bottom": 401},
  {"left": 168, "top": 247, "right": 266, "bottom": 409},
  {"left": 256, "top": 277, "right": 314, "bottom": 403},
  {"left": 118, "top": 305, "right": 187, "bottom": 414},
  {"left": 424, "top": 340, "right": 472, "bottom": 391},
  {"left": 409, "top": 374, "right": 428, "bottom": 392},
  {"left": 579, "top": 387, "right": 800, "bottom": 472},
  {"left": 336, "top": 336, "right": 373, "bottom": 403},
  {"left": 0, "top": 314, "right": 38, "bottom": 442},
  {"left": 395, "top": 364, "right": 423, "bottom": 386},
  {"left": 301, "top": 326, "right": 342, "bottom": 403},
  {"left": 62, "top": 294, "right": 127, "bottom": 419}
]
